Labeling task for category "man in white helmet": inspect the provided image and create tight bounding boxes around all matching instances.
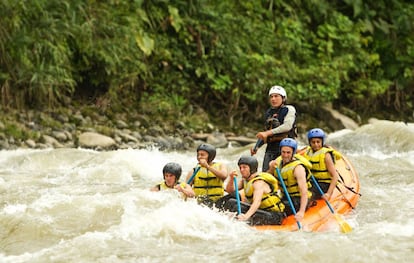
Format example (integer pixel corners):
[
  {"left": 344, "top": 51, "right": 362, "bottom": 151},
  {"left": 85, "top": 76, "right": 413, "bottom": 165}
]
[{"left": 250, "top": 85, "right": 297, "bottom": 172}]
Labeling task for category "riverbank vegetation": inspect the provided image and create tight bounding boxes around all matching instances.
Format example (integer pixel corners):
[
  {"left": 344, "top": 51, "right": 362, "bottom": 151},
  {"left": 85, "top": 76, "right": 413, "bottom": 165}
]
[{"left": 1, "top": 0, "right": 413, "bottom": 138}]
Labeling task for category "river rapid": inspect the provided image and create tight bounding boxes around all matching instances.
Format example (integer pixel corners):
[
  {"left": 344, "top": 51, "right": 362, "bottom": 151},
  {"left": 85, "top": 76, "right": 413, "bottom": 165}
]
[{"left": 0, "top": 119, "right": 413, "bottom": 263}]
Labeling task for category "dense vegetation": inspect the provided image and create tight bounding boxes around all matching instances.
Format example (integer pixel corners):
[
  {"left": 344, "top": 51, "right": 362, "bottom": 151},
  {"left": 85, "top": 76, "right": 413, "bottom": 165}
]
[{"left": 1, "top": 0, "right": 413, "bottom": 132}]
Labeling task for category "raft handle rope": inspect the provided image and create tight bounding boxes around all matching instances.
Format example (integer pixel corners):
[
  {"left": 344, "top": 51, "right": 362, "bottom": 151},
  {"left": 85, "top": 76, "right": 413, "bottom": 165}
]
[
  {"left": 336, "top": 169, "right": 362, "bottom": 197},
  {"left": 335, "top": 185, "right": 355, "bottom": 209}
]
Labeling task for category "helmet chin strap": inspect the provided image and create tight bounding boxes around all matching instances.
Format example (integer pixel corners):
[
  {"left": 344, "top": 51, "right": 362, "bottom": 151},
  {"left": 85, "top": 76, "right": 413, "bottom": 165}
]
[{"left": 247, "top": 173, "right": 256, "bottom": 181}]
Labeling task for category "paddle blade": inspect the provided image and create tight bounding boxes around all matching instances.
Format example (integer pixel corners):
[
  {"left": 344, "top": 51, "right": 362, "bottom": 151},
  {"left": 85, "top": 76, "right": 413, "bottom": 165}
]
[{"left": 334, "top": 213, "right": 352, "bottom": 233}]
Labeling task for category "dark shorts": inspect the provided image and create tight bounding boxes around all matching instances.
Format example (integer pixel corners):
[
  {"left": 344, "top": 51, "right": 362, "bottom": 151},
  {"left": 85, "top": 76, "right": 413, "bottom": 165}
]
[
  {"left": 282, "top": 196, "right": 313, "bottom": 216},
  {"left": 215, "top": 194, "right": 286, "bottom": 225},
  {"left": 310, "top": 182, "right": 330, "bottom": 200}
]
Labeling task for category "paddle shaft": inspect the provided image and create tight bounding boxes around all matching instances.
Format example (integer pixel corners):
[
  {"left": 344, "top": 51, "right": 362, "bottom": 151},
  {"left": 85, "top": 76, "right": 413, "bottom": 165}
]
[
  {"left": 276, "top": 167, "right": 302, "bottom": 229},
  {"left": 252, "top": 139, "right": 263, "bottom": 155},
  {"left": 187, "top": 166, "right": 201, "bottom": 184},
  {"left": 311, "top": 175, "right": 335, "bottom": 213},
  {"left": 311, "top": 174, "right": 352, "bottom": 233},
  {"left": 233, "top": 177, "right": 242, "bottom": 215}
]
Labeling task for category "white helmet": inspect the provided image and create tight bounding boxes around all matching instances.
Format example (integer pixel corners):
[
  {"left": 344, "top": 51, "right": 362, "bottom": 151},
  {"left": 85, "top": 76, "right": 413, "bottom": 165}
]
[{"left": 268, "top": 85, "right": 287, "bottom": 98}]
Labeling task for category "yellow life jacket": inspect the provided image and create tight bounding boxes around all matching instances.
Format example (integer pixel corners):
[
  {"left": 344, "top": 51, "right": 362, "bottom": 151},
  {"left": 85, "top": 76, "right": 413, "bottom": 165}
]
[
  {"left": 243, "top": 172, "right": 285, "bottom": 212},
  {"left": 303, "top": 146, "right": 342, "bottom": 183},
  {"left": 158, "top": 181, "right": 187, "bottom": 199},
  {"left": 159, "top": 181, "right": 175, "bottom": 190},
  {"left": 274, "top": 154, "right": 312, "bottom": 198},
  {"left": 193, "top": 162, "right": 224, "bottom": 202}
]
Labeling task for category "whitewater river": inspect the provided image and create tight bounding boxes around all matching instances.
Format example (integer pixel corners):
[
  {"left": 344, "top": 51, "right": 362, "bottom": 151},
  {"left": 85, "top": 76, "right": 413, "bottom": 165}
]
[{"left": 0, "top": 119, "right": 413, "bottom": 263}]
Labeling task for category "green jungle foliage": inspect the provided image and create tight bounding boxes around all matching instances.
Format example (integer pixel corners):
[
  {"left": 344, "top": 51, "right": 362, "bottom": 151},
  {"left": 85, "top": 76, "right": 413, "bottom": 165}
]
[{"left": 1, "top": 0, "right": 413, "bottom": 128}]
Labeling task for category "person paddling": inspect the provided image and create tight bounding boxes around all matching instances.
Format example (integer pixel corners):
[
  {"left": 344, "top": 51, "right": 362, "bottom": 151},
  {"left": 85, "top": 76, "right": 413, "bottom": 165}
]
[
  {"left": 151, "top": 162, "right": 195, "bottom": 199},
  {"left": 220, "top": 155, "right": 286, "bottom": 225},
  {"left": 268, "top": 138, "right": 312, "bottom": 222},
  {"left": 303, "top": 128, "right": 340, "bottom": 201},
  {"left": 186, "top": 143, "right": 228, "bottom": 207}
]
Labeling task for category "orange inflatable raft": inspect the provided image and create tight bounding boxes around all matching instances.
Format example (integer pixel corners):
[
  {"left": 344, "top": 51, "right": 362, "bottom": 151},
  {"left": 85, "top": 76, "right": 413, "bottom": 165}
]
[{"left": 252, "top": 147, "right": 360, "bottom": 232}]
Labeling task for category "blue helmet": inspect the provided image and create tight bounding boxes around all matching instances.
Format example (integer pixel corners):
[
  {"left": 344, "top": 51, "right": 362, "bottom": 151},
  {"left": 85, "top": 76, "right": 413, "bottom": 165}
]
[
  {"left": 279, "top": 138, "right": 297, "bottom": 154},
  {"left": 238, "top": 155, "right": 258, "bottom": 175},
  {"left": 307, "top": 128, "right": 326, "bottom": 145},
  {"left": 197, "top": 143, "right": 216, "bottom": 163}
]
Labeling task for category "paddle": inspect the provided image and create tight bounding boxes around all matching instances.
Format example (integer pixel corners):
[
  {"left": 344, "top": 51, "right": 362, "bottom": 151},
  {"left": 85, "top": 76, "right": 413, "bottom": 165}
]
[
  {"left": 311, "top": 175, "right": 352, "bottom": 233},
  {"left": 187, "top": 166, "right": 201, "bottom": 184},
  {"left": 251, "top": 139, "right": 263, "bottom": 155},
  {"left": 276, "top": 167, "right": 302, "bottom": 230},
  {"left": 233, "top": 176, "right": 242, "bottom": 215}
]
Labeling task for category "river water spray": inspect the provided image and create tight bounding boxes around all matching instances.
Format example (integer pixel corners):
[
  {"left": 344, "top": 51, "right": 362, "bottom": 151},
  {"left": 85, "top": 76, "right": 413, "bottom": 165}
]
[{"left": 0, "top": 119, "right": 413, "bottom": 263}]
